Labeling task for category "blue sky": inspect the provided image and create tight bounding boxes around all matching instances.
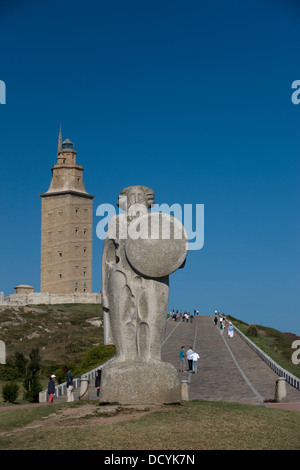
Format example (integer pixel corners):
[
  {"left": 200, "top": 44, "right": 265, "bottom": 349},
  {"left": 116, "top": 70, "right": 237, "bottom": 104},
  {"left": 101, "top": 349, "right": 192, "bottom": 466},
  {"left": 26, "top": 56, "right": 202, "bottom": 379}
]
[{"left": 0, "top": 0, "right": 299, "bottom": 334}]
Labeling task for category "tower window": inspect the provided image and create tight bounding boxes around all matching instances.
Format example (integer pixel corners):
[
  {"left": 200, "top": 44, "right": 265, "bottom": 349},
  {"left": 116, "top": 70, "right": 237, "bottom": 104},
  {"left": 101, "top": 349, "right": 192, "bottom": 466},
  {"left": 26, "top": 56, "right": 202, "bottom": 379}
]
[
  {"left": 59, "top": 273, "right": 62, "bottom": 279},
  {"left": 59, "top": 252, "right": 62, "bottom": 258}
]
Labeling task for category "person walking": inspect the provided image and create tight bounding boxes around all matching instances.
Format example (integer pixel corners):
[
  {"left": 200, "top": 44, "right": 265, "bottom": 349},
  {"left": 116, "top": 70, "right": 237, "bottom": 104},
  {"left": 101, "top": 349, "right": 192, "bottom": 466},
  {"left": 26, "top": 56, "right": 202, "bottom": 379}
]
[
  {"left": 191, "top": 351, "right": 200, "bottom": 374},
  {"left": 186, "top": 346, "right": 194, "bottom": 371},
  {"left": 63, "top": 365, "right": 74, "bottom": 402},
  {"left": 179, "top": 346, "right": 186, "bottom": 372},
  {"left": 48, "top": 374, "right": 56, "bottom": 404},
  {"left": 228, "top": 322, "right": 234, "bottom": 338},
  {"left": 95, "top": 369, "right": 102, "bottom": 398}
]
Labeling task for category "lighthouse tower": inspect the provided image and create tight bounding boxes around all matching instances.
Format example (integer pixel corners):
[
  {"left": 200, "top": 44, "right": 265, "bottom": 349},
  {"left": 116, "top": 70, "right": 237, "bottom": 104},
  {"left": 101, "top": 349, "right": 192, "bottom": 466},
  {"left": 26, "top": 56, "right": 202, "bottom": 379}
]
[{"left": 40, "top": 130, "right": 95, "bottom": 293}]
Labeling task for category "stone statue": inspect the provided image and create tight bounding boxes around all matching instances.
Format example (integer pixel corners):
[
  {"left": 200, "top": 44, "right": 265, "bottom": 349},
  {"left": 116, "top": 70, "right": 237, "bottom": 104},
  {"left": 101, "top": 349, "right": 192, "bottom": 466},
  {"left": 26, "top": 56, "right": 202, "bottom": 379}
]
[{"left": 100, "top": 186, "right": 188, "bottom": 404}]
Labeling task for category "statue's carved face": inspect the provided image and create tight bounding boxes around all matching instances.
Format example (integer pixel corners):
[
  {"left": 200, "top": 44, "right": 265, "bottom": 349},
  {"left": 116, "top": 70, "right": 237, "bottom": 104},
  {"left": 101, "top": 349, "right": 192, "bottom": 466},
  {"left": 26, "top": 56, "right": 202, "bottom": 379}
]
[{"left": 117, "top": 186, "right": 155, "bottom": 215}]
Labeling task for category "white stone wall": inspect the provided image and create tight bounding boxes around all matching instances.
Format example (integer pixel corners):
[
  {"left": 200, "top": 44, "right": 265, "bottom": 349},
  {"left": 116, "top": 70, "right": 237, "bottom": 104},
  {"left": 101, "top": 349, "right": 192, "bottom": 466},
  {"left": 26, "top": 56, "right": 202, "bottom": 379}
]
[{"left": 3, "top": 292, "right": 101, "bottom": 306}]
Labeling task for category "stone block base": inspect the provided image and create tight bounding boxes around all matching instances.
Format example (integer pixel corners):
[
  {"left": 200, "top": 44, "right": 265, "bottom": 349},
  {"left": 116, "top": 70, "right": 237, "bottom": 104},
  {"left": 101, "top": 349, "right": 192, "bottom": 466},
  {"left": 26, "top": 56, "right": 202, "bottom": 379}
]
[{"left": 100, "top": 361, "right": 181, "bottom": 405}]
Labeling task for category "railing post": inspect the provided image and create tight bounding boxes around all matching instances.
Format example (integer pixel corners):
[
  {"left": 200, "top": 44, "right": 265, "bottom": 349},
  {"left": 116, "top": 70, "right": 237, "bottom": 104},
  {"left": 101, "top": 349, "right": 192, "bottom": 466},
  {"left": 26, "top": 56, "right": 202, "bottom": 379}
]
[
  {"left": 181, "top": 380, "right": 189, "bottom": 401},
  {"left": 275, "top": 377, "right": 287, "bottom": 402},
  {"left": 79, "top": 377, "right": 90, "bottom": 400}
]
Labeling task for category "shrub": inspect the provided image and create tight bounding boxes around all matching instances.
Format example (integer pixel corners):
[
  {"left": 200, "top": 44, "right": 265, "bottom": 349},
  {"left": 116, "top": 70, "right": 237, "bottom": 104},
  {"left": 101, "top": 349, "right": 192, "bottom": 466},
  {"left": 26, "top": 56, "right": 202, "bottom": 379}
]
[
  {"left": 0, "top": 360, "right": 20, "bottom": 381},
  {"left": 14, "top": 351, "right": 28, "bottom": 378},
  {"left": 23, "top": 348, "right": 42, "bottom": 403},
  {"left": 246, "top": 325, "right": 259, "bottom": 338},
  {"left": 79, "top": 345, "right": 115, "bottom": 371},
  {"left": 2, "top": 382, "right": 19, "bottom": 403}
]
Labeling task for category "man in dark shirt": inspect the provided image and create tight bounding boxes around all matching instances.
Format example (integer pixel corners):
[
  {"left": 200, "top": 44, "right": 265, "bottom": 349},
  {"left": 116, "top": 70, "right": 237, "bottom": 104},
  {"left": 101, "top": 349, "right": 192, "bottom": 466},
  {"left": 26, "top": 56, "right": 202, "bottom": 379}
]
[{"left": 63, "top": 366, "right": 74, "bottom": 402}]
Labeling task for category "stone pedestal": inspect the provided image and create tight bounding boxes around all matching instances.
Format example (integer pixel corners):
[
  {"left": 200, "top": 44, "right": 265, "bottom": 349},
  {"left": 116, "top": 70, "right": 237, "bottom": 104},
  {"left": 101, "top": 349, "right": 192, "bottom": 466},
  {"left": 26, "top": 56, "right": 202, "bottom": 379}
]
[{"left": 100, "top": 361, "right": 180, "bottom": 405}]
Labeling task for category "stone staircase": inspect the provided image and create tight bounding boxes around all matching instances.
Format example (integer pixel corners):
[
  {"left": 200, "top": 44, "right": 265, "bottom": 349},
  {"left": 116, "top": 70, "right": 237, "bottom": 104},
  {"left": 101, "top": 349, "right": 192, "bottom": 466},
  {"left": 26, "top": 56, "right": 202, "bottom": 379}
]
[
  {"left": 162, "top": 316, "right": 300, "bottom": 405},
  {"left": 54, "top": 315, "right": 300, "bottom": 406}
]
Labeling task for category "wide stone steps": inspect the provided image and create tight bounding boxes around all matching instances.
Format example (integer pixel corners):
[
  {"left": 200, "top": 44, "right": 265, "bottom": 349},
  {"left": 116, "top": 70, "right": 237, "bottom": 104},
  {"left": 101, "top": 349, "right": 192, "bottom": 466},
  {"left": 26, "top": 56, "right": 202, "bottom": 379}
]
[{"left": 162, "top": 315, "right": 300, "bottom": 405}]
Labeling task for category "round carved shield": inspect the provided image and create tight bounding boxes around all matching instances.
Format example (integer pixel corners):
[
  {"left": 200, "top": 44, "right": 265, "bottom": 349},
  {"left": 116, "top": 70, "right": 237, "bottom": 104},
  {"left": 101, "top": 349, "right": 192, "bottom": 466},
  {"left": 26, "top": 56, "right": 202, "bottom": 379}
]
[{"left": 125, "top": 212, "right": 188, "bottom": 278}]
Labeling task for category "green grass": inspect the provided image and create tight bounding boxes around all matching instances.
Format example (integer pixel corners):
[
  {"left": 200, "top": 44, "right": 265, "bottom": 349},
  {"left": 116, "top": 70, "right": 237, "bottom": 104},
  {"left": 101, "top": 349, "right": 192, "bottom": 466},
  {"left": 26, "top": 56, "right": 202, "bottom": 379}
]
[{"left": 0, "top": 400, "right": 299, "bottom": 450}]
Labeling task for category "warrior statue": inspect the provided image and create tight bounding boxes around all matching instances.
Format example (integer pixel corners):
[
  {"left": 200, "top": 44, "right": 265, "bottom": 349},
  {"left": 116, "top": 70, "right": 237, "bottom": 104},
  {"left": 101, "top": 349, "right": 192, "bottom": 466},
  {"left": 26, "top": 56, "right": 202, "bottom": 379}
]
[{"left": 100, "top": 185, "right": 188, "bottom": 404}]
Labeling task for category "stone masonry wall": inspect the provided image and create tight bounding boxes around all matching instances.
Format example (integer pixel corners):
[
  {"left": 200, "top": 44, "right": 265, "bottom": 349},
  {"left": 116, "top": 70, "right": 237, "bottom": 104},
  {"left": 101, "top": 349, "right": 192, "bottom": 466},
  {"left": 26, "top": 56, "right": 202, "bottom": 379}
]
[{"left": 3, "top": 292, "right": 101, "bottom": 306}]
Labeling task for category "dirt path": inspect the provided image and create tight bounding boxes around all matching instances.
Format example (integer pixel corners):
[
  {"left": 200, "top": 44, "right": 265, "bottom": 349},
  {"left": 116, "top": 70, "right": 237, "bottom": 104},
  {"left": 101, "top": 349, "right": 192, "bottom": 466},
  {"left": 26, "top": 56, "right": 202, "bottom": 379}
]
[{"left": 0, "top": 403, "right": 169, "bottom": 437}]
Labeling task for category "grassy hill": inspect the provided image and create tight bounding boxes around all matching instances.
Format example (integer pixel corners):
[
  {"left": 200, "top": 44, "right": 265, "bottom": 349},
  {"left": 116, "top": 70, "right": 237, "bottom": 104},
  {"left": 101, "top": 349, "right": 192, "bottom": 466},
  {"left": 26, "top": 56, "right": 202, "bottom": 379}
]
[{"left": 0, "top": 303, "right": 114, "bottom": 392}]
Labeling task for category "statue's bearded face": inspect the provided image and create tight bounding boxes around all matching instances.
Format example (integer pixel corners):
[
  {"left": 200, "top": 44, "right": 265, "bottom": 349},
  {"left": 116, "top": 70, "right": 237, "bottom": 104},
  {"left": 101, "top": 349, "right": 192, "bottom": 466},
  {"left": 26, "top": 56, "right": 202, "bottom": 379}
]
[{"left": 117, "top": 186, "right": 155, "bottom": 214}]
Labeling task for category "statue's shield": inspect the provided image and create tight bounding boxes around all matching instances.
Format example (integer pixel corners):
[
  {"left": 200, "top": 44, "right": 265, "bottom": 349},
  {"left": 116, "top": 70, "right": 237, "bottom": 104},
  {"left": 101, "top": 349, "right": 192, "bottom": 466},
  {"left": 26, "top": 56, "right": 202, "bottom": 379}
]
[{"left": 125, "top": 212, "right": 188, "bottom": 278}]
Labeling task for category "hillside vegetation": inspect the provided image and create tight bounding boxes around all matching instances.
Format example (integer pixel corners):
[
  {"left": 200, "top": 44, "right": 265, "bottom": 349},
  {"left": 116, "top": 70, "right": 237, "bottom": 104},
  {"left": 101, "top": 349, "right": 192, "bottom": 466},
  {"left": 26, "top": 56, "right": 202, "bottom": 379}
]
[{"left": 0, "top": 303, "right": 115, "bottom": 391}]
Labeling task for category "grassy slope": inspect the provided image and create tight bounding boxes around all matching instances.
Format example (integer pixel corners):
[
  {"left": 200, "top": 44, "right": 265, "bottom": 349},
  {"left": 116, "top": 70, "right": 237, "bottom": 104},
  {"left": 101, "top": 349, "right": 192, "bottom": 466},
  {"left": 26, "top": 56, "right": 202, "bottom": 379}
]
[
  {"left": 0, "top": 303, "right": 114, "bottom": 402},
  {"left": 0, "top": 303, "right": 104, "bottom": 365}
]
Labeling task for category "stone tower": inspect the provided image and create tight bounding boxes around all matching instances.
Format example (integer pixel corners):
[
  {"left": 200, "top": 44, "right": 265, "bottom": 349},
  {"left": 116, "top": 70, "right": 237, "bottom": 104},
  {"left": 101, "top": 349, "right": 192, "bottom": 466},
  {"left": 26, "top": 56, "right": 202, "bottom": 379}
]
[{"left": 40, "top": 130, "right": 95, "bottom": 293}]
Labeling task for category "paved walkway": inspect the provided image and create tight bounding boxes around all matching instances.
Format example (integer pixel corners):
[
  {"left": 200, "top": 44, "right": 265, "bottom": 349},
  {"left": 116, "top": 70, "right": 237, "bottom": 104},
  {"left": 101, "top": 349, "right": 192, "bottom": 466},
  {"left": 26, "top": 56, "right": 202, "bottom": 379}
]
[{"left": 162, "top": 315, "right": 300, "bottom": 407}]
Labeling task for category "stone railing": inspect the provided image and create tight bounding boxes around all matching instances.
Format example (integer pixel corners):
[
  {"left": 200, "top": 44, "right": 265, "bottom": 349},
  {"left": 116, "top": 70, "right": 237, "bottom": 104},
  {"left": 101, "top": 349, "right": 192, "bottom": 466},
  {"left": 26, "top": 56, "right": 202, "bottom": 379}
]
[
  {"left": 39, "top": 357, "right": 115, "bottom": 402},
  {"left": 80, "top": 357, "right": 115, "bottom": 382},
  {"left": 230, "top": 321, "right": 300, "bottom": 391}
]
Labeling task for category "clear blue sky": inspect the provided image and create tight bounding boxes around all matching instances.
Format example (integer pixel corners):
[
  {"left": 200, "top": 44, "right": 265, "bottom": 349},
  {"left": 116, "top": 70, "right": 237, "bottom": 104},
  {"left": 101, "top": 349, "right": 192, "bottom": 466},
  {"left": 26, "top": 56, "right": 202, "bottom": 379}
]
[{"left": 0, "top": 0, "right": 299, "bottom": 334}]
